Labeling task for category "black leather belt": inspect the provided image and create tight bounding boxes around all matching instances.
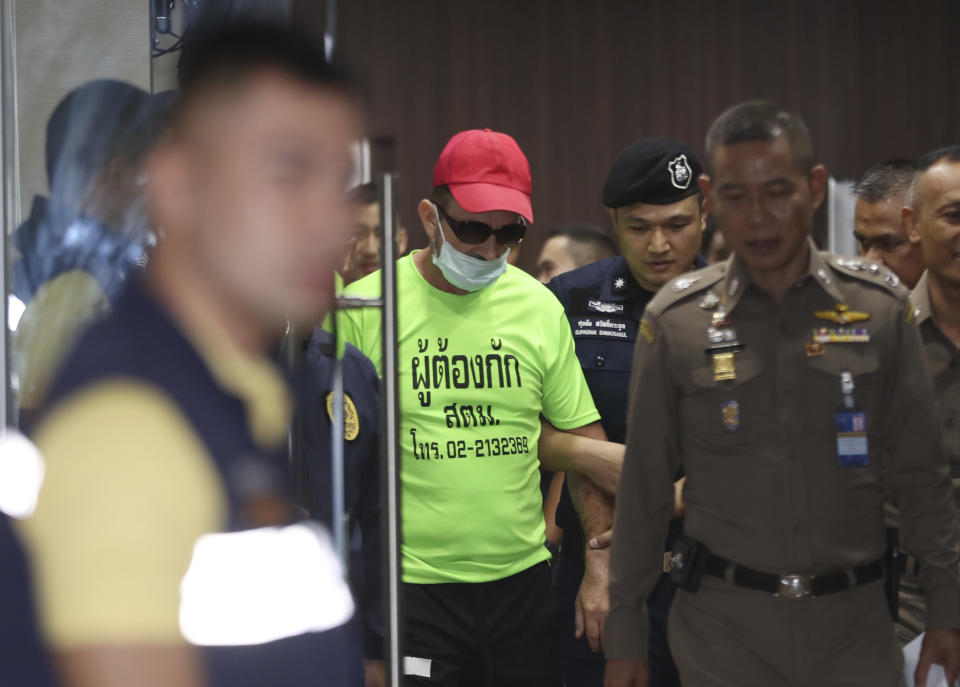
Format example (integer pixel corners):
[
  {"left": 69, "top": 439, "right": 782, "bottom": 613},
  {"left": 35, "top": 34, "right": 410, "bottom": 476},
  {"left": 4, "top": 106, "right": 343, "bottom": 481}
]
[{"left": 703, "top": 553, "right": 885, "bottom": 599}]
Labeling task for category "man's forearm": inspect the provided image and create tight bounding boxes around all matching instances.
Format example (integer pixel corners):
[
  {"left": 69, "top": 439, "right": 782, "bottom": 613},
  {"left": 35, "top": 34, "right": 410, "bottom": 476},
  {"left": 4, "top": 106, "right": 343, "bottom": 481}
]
[
  {"left": 561, "top": 421, "right": 615, "bottom": 543},
  {"left": 539, "top": 419, "right": 623, "bottom": 496}
]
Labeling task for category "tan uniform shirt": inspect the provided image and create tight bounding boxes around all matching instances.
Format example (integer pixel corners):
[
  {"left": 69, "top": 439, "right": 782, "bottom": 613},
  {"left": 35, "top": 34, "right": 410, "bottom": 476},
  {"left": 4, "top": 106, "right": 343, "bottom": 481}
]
[
  {"left": 606, "top": 241, "right": 960, "bottom": 660},
  {"left": 911, "top": 271, "right": 960, "bottom": 497}
]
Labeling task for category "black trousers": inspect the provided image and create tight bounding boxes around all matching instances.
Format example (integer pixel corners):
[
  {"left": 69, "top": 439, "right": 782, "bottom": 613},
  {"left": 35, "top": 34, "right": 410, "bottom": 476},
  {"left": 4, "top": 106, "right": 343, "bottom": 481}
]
[{"left": 402, "top": 562, "right": 560, "bottom": 687}]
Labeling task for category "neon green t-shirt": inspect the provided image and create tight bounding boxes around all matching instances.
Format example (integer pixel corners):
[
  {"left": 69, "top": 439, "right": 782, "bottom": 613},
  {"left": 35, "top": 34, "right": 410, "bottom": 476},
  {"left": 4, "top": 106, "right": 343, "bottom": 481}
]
[{"left": 339, "top": 252, "right": 600, "bottom": 584}]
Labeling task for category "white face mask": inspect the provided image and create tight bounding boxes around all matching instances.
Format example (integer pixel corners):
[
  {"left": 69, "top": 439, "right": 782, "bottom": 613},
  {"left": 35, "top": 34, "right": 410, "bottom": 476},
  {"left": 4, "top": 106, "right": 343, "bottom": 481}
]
[{"left": 431, "top": 203, "right": 510, "bottom": 292}]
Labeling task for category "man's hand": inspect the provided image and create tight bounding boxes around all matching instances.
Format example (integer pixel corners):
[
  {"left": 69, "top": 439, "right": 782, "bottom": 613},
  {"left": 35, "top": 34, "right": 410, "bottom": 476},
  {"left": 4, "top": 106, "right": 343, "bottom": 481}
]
[
  {"left": 588, "top": 528, "right": 613, "bottom": 550},
  {"left": 916, "top": 628, "right": 960, "bottom": 687},
  {"left": 673, "top": 477, "right": 686, "bottom": 519},
  {"left": 604, "top": 658, "right": 649, "bottom": 687},
  {"left": 575, "top": 548, "right": 610, "bottom": 652}
]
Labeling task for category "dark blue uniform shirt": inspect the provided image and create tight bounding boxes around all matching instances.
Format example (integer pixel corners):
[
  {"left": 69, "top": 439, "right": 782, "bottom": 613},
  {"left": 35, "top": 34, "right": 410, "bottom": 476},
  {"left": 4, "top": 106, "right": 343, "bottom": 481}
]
[
  {"left": 42, "top": 280, "right": 362, "bottom": 687},
  {"left": 0, "top": 514, "right": 58, "bottom": 687},
  {"left": 296, "top": 329, "right": 383, "bottom": 660},
  {"left": 547, "top": 255, "right": 705, "bottom": 540},
  {"left": 546, "top": 255, "right": 703, "bottom": 687}
]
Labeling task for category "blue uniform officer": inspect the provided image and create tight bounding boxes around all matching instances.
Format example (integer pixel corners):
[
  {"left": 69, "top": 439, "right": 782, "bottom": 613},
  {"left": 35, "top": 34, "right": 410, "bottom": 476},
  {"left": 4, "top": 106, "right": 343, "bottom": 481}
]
[
  {"left": 296, "top": 328, "right": 384, "bottom": 671},
  {"left": 546, "top": 138, "right": 707, "bottom": 687}
]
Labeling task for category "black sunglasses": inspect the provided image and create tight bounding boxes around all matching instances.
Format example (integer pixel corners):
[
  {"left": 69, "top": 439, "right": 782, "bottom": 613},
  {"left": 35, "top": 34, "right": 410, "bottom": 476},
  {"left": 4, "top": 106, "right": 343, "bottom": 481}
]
[{"left": 436, "top": 204, "right": 527, "bottom": 247}]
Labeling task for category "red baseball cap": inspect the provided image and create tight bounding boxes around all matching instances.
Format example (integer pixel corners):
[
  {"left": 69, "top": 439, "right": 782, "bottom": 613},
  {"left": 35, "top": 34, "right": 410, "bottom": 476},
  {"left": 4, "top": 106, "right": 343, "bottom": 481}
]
[{"left": 432, "top": 129, "right": 534, "bottom": 223}]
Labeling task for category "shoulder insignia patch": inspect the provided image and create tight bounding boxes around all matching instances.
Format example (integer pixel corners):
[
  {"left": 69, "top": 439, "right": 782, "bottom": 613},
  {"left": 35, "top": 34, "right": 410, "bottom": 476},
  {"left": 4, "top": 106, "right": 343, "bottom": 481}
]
[
  {"left": 826, "top": 254, "right": 907, "bottom": 297},
  {"left": 645, "top": 263, "right": 725, "bottom": 318},
  {"left": 639, "top": 318, "right": 655, "bottom": 343},
  {"left": 326, "top": 392, "right": 359, "bottom": 441},
  {"left": 698, "top": 290, "right": 720, "bottom": 310},
  {"left": 672, "top": 275, "right": 701, "bottom": 293}
]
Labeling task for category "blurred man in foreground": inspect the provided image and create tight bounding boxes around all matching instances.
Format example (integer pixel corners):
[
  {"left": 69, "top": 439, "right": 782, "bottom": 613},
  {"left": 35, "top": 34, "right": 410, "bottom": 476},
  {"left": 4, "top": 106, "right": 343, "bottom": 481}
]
[{"left": 18, "top": 24, "right": 364, "bottom": 687}]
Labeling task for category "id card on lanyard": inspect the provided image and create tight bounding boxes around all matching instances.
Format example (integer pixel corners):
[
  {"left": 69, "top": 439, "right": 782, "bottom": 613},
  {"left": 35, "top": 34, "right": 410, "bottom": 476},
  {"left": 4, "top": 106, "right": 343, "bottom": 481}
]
[{"left": 836, "top": 371, "right": 869, "bottom": 467}]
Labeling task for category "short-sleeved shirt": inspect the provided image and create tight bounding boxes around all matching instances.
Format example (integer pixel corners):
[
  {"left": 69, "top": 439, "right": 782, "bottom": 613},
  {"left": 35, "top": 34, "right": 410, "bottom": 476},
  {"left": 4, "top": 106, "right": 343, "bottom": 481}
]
[
  {"left": 0, "top": 515, "right": 57, "bottom": 687},
  {"left": 910, "top": 271, "right": 960, "bottom": 498},
  {"left": 606, "top": 244, "right": 960, "bottom": 660},
  {"left": 547, "top": 256, "right": 656, "bottom": 444},
  {"left": 547, "top": 256, "right": 705, "bottom": 541},
  {"left": 339, "top": 252, "right": 600, "bottom": 584},
  {"left": 18, "top": 280, "right": 360, "bottom": 687}
]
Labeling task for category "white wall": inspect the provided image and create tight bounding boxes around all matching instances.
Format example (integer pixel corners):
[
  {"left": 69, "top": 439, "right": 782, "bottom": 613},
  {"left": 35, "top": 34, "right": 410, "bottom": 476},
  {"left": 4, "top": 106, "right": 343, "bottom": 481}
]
[{"left": 11, "top": 0, "right": 151, "bottom": 223}]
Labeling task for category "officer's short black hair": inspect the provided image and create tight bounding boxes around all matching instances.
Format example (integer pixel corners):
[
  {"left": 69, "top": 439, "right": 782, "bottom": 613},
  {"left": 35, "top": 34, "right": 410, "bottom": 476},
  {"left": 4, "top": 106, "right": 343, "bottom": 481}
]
[
  {"left": 547, "top": 225, "right": 617, "bottom": 264},
  {"left": 915, "top": 145, "right": 960, "bottom": 172},
  {"left": 908, "top": 145, "right": 960, "bottom": 211},
  {"left": 174, "top": 23, "right": 362, "bottom": 128},
  {"left": 350, "top": 182, "right": 380, "bottom": 206},
  {"left": 705, "top": 101, "right": 815, "bottom": 175},
  {"left": 853, "top": 158, "right": 917, "bottom": 204}
]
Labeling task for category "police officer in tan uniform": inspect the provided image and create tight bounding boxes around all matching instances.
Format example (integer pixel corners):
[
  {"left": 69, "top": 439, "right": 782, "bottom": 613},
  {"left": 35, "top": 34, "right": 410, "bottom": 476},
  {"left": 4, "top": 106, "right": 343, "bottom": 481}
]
[
  {"left": 604, "top": 102, "right": 960, "bottom": 687},
  {"left": 899, "top": 144, "right": 960, "bottom": 649}
]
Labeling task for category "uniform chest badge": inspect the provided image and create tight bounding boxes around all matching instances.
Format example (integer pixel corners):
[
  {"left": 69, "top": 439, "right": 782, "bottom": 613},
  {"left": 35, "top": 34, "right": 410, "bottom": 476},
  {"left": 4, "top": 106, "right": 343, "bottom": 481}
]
[
  {"left": 639, "top": 318, "right": 655, "bottom": 343},
  {"left": 721, "top": 400, "right": 740, "bottom": 431},
  {"left": 588, "top": 299, "right": 624, "bottom": 313},
  {"left": 811, "top": 326, "right": 870, "bottom": 344},
  {"left": 668, "top": 154, "right": 693, "bottom": 190},
  {"left": 813, "top": 303, "right": 871, "bottom": 325},
  {"left": 325, "top": 392, "right": 360, "bottom": 441},
  {"left": 698, "top": 290, "right": 719, "bottom": 310}
]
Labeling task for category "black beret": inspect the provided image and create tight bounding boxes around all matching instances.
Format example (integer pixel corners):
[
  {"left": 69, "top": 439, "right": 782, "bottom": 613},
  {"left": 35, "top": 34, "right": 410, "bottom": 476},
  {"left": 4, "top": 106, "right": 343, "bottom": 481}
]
[{"left": 602, "top": 137, "right": 703, "bottom": 208}]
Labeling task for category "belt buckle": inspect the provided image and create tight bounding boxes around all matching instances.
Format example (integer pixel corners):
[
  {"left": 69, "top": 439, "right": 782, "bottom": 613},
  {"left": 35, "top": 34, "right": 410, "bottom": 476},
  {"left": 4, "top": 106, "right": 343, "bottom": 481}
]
[{"left": 776, "top": 574, "right": 813, "bottom": 599}]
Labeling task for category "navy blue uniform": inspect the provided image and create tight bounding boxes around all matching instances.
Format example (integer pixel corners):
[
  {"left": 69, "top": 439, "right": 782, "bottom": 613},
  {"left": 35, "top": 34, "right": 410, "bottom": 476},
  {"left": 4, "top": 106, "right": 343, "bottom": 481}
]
[
  {"left": 296, "top": 329, "right": 384, "bottom": 660},
  {"left": 38, "top": 280, "right": 362, "bottom": 687},
  {"left": 0, "top": 514, "right": 58, "bottom": 687},
  {"left": 547, "top": 255, "right": 701, "bottom": 687}
]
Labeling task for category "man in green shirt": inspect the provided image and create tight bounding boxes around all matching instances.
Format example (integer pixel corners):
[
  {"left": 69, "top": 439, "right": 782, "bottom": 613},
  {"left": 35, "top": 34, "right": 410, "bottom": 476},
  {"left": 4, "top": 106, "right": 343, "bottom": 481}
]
[{"left": 340, "top": 129, "right": 612, "bottom": 686}]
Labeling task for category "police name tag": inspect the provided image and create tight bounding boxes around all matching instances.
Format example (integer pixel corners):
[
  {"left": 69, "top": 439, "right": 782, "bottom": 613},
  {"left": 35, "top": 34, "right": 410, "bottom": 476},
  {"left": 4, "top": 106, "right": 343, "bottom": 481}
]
[{"left": 835, "top": 411, "right": 869, "bottom": 467}]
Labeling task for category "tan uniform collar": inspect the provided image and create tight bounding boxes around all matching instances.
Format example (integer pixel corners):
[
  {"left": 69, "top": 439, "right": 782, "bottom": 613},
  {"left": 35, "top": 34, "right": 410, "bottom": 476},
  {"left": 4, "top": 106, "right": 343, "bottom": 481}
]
[
  {"left": 909, "top": 270, "right": 934, "bottom": 325},
  {"left": 720, "top": 237, "right": 844, "bottom": 315},
  {"left": 183, "top": 317, "right": 292, "bottom": 451}
]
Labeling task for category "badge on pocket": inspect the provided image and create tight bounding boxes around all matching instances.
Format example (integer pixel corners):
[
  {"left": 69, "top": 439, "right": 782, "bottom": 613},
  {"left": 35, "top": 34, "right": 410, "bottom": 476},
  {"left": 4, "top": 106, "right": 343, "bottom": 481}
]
[
  {"left": 835, "top": 410, "right": 869, "bottom": 467},
  {"left": 835, "top": 371, "right": 868, "bottom": 467}
]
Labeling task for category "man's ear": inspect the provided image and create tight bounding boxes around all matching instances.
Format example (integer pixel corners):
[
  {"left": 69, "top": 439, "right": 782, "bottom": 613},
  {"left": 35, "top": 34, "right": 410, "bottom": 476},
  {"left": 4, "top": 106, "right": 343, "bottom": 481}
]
[
  {"left": 605, "top": 207, "right": 618, "bottom": 232},
  {"left": 903, "top": 204, "right": 922, "bottom": 245},
  {"left": 698, "top": 174, "right": 714, "bottom": 216},
  {"left": 417, "top": 199, "right": 440, "bottom": 242},
  {"left": 808, "top": 164, "right": 828, "bottom": 211},
  {"left": 145, "top": 142, "right": 190, "bottom": 241}
]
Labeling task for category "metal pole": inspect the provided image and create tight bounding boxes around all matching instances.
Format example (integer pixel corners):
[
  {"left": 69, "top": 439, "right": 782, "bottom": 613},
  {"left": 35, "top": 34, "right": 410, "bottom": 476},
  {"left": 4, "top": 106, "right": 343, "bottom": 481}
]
[
  {"left": 0, "top": 0, "right": 16, "bottom": 428},
  {"left": 323, "top": 0, "right": 337, "bottom": 61},
  {"left": 378, "top": 173, "right": 402, "bottom": 687},
  {"left": 329, "top": 298, "right": 347, "bottom": 565}
]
